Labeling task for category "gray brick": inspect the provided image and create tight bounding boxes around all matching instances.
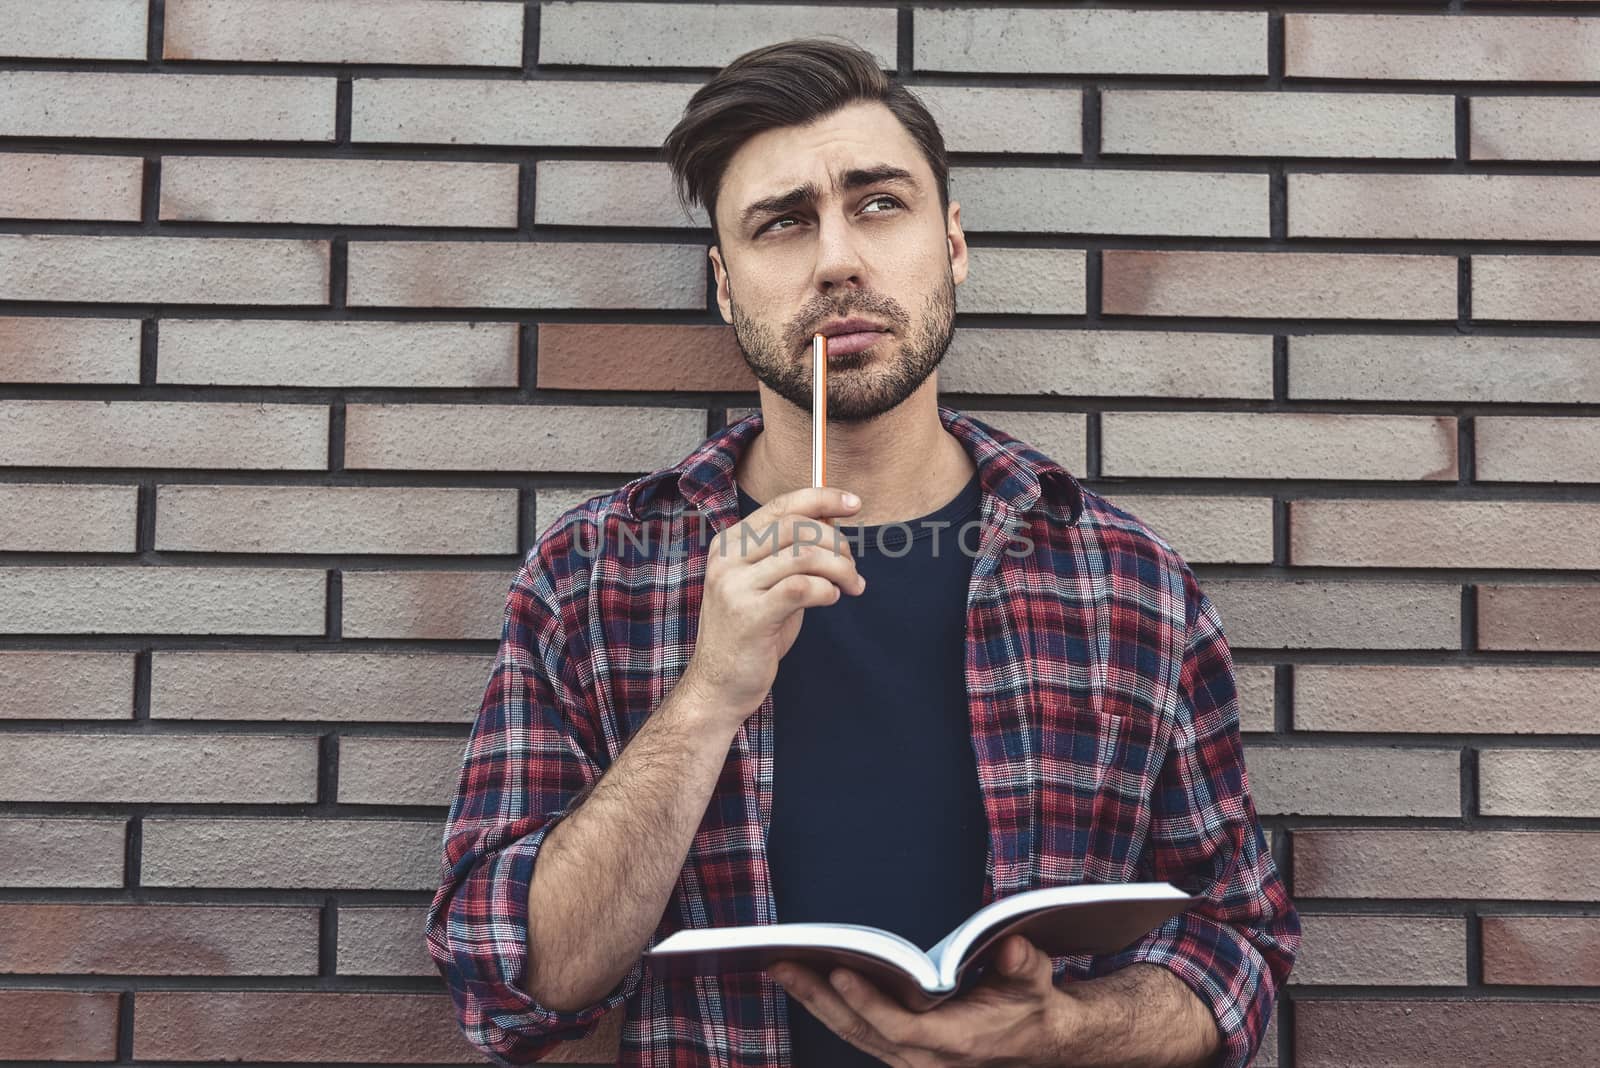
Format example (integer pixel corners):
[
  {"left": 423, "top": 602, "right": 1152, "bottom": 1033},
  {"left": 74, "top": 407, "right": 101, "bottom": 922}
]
[
  {"left": 917, "top": 9, "right": 1266, "bottom": 75},
  {"left": 0, "top": 819, "right": 125, "bottom": 887},
  {"left": 164, "top": 0, "right": 523, "bottom": 66},
  {"left": 142, "top": 819, "right": 442, "bottom": 890},
  {"left": 0, "top": 734, "right": 319, "bottom": 803},
  {"left": 0, "top": 566, "right": 326, "bottom": 636},
  {"left": 151, "top": 652, "right": 491, "bottom": 722},
  {"left": 346, "top": 240, "right": 703, "bottom": 309},
  {"left": 0, "top": 0, "right": 148, "bottom": 60},
  {"left": 942, "top": 329, "right": 1270, "bottom": 399},
  {"left": 352, "top": 78, "right": 695, "bottom": 147},
  {"left": 0, "top": 235, "right": 328, "bottom": 305},
  {"left": 953, "top": 167, "right": 1267, "bottom": 238},
  {"left": 539, "top": 2, "right": 896, "bottom": 69},
  {"left": 0, "top": 72, "right": 335, "bottom": 141}
]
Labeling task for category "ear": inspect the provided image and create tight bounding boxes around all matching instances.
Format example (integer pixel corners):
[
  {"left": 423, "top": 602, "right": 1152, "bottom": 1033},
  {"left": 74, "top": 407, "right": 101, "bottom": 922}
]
[
  {"left": 946, "top": 201, "right": 968, "bottom": 286},
  {"left": 709, "top": 245, "right": 733, "bottom": 324}
]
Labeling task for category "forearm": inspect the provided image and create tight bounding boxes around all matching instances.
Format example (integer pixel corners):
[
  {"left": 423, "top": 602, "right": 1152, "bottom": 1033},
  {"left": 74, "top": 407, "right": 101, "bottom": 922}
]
[
  {"left": 524, "top": 677, "right": 742, "bottom": 1011},
  {"left": 1040, "top": 963, "right": 1222, "bottom": 1068}
]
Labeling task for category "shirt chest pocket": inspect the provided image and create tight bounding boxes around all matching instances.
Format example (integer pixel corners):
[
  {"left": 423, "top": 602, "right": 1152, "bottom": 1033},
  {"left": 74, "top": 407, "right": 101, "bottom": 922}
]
[{"left": 1036, "top": 697, "right": 1159, "bottom": 883}]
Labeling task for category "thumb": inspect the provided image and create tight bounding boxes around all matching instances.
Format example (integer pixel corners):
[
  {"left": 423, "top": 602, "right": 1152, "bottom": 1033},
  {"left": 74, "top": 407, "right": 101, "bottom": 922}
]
[{"left": 1001, "top": 935, "right": 1037, "bottom": 977}]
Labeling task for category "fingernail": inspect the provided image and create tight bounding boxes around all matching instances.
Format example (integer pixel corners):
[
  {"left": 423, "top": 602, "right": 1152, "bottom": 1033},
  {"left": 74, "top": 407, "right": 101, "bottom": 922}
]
[{"left": 843, "top": 492, "right": 860, "bottom": 507}]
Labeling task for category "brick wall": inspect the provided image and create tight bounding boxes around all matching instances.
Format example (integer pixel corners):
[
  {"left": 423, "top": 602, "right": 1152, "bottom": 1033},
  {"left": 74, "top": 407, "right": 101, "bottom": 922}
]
[{"left": 2, "top": 2, "right": 1597, "bottom": 1065}]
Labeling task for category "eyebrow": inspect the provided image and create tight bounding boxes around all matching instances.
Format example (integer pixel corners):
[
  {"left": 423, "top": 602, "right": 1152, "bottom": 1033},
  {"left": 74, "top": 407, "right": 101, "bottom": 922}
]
[{"left": 736, "top": 165, "right": 920, "bottom": 234}]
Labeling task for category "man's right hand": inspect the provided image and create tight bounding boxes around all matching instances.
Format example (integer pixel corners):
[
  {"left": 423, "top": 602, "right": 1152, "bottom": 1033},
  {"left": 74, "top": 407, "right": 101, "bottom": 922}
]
[{"left": 680, "top": 486, "right": 867, "bottom": 730}]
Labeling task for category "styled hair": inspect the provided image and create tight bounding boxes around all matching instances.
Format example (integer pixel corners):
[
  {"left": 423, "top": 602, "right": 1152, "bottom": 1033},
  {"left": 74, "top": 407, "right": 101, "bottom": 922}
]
[{"left": 661, "top": 36, "right": 950, "bottom": 247}]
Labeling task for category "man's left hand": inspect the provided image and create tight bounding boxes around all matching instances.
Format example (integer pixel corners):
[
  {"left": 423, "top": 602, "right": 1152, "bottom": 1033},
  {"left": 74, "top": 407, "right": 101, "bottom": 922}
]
[{"left": 771, "top": 934, "right": 1070, "bottom": 1068}]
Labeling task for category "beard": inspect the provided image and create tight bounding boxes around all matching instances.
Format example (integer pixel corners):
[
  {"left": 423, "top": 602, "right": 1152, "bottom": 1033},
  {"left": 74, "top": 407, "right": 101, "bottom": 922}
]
[{"left": 728, "top": 262, "right": 956, "bottom": 424}]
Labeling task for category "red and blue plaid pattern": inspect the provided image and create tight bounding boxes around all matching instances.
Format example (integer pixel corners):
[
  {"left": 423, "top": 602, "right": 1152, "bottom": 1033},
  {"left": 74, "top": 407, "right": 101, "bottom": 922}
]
[{"left": 427, "top": 404, "right": 1300, "bottom": 1068}]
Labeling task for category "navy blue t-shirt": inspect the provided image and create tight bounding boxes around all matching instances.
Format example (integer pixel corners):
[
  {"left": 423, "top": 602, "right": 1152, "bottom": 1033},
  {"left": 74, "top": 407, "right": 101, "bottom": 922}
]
[{"left": 734, "top": 470, "right": 990, "bottom": 1067}]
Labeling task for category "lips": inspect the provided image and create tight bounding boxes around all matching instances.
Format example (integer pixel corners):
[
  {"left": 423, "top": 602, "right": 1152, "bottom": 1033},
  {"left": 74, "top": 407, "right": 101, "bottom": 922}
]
[
  {"left": 812, "top": 318, "right": 891, "bottom": 358},
  {"left": 821, "top": 330, "right": 889, "bottom": 357}
]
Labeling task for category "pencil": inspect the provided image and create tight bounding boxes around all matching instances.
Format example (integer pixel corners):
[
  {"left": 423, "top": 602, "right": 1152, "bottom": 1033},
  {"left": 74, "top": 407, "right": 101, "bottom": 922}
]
[{"left": 812, "top": 332, "right": 827, "bottom": 489}]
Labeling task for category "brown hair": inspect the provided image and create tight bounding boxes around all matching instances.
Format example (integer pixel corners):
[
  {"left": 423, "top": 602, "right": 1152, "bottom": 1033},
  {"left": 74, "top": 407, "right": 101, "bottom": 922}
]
[{"left": 661, "top": 36, "right": 950, "bottom": 248}]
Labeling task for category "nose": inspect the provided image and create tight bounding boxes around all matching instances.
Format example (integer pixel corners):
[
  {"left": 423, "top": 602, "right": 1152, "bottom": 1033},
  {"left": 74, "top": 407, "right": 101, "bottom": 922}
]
[{"left": 812, "top": 212, "right": 868, "bottom": 294}]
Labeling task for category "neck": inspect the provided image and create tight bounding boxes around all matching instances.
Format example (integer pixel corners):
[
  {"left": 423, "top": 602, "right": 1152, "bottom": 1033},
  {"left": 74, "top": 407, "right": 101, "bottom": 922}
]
[{"left": 733, "top": 377, "right": 977, "bottom": 527}]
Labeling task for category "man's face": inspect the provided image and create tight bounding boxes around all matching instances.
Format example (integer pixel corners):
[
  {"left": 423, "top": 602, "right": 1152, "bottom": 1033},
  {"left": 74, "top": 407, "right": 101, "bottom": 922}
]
[{"left": 708, "top": 100, "right": 969, "bottom": 423}]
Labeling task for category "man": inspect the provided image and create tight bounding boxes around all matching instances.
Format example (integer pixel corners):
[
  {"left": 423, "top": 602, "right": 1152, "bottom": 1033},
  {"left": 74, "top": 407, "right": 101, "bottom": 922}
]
[{"left": 428, "top": 36, "right": 1299, "bottom": 1068}]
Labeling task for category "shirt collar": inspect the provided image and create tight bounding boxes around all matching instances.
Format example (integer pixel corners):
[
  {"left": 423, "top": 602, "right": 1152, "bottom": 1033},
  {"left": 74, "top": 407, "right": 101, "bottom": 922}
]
[{"left": 618, "top": 404, "right": 1084, "bottom": 528}]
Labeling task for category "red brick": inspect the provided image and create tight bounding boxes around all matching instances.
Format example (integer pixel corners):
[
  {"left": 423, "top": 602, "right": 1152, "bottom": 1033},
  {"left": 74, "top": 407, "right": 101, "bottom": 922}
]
[
  {"left": 1478, "top": 585, "right": 1600, "bottom": 652},
  {"left": 538, "top": 323, "right": 752, "bottom": 392},
  {"left": 1103, "top": 250, "right": 1456, "bottom": 320},
  {"left": 0, "top": 903, "right": 317, "bottom": 975},
  {"left": 133, "top": 991, "right": 475, "bottom": 1062},
  {"left": 1482, "top": 916, "right": 1600, "bottom": 985},
  {"left": 1294, "top": 830, "right": 1600, "bottom": 901},
  {"left": 1296, "top": 1000, "right": 1598, "bottom": 1066},
  {"left": 0, "top": 990, "right": 119, "bottom": 1059}
]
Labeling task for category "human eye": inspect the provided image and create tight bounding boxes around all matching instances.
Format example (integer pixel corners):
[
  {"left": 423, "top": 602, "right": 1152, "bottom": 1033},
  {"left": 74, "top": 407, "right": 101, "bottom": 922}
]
[
  {"left": 862, "top": 194, "right": 902, "bottom": 214},
  {"left": 759, "top": 215, "right": 797, "bottom": 235}
]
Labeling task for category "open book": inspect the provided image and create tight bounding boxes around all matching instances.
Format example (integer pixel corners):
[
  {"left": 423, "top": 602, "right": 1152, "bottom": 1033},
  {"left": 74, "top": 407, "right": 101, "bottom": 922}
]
[{"left": 647, "top": 881, "right": 1195, "bottom": 1011}]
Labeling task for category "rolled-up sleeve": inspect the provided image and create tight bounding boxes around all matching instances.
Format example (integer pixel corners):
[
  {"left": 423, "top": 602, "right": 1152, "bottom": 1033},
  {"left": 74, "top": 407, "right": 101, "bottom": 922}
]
[
  {"left": 425, "top": 538, "right": 644, "bottom": 1065},
  {"left": 1090, "top": 567, "right": 1301, "bottom": 1068}
]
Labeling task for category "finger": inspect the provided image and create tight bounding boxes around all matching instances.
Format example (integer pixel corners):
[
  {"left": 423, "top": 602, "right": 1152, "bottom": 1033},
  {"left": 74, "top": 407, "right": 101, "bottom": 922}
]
[
  {"left": 984, "top": 935, "right": 1054, "bottom": 990},
  {"left": 723, "top": 512, "right": 855, "bottom": 567},
  {"left": 770, "top": 962, "right": 898, "bottom": 1060},
  {"left": 757, "top": 485, "right": 862, "bottom": 526},
  {"left": 746, "top": 543, "right": 865, "bottom": 596},
  {"left": 825, "top": 968, "right": 922, "bottom": 1047}
]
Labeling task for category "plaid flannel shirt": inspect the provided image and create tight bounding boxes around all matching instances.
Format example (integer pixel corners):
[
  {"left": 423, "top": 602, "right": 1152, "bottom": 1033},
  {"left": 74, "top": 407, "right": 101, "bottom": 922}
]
[{"left": 427, "top": 404, "right": 1300, "bottom": 1068}]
